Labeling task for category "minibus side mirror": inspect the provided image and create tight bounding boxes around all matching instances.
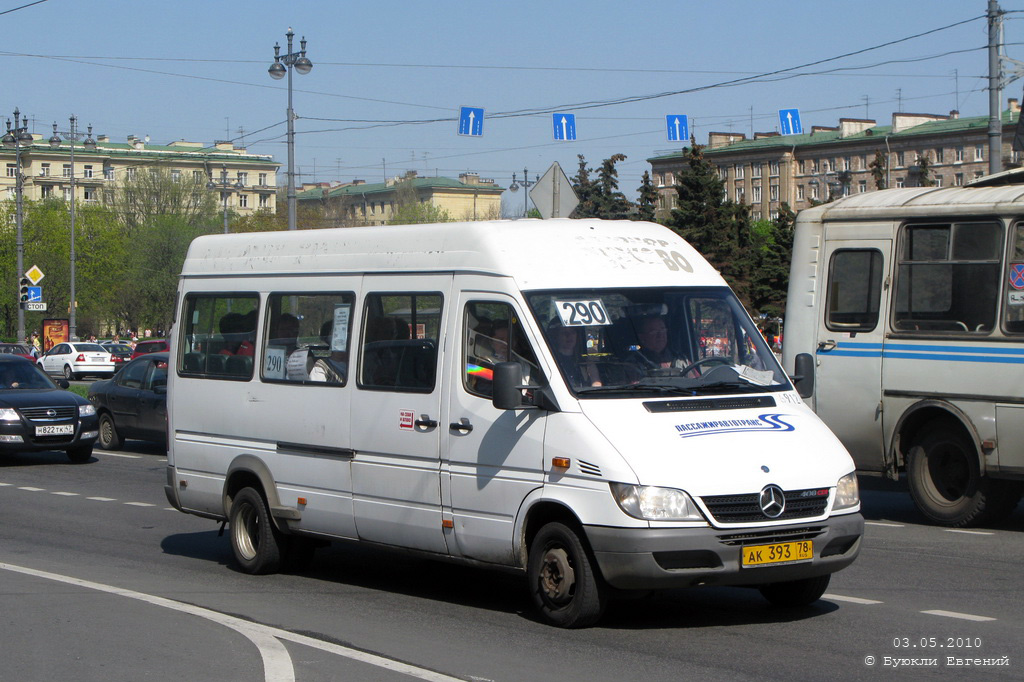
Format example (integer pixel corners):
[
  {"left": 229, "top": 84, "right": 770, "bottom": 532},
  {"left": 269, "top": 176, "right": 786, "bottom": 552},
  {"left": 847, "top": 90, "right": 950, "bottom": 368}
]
[
  {"left": 492, "top": 362, "right": 528, "bottom": 410},
  {"left": 791, "top": 352, "right": 815, "bottom": 399}
]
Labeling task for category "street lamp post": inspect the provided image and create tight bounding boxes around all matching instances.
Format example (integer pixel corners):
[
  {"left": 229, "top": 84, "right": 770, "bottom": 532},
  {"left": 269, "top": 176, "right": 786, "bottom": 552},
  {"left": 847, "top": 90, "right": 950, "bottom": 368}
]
[
  {"left": 508, "top": 168, "right": 538, "bottom": 218},
  {"left": 268, "top": 28, "right": 312, "bottom": 231},
  {"left": 2, "top": 108, "right": 34, "bottom": 346},
  {"left": 206, "top": 165, "right": 243, "bottom": 233},
  {"left": 49, "top": 116, "right": 96, "bottom": 341}
]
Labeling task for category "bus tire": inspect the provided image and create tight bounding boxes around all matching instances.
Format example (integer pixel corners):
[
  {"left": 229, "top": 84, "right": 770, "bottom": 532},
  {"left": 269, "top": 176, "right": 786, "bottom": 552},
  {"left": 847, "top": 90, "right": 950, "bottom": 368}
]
[
  {"left": 906, "top": 422, "right": 1015, "bottom": 527},
  {"left": 527, "top": 522, "right": 606, "bottom": 628},
  {"left": 759, "top": 574, "right": 830, "bottom": 607},
  {"left": 229, "top": 487, "right": 284, "bottom": 574}
]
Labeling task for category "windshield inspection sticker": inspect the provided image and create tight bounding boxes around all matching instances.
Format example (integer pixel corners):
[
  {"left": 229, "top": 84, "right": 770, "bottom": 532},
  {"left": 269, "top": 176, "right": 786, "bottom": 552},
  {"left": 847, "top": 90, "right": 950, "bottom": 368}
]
[{"left": 675, "top": 413, "right": 795, "bottom": 439}]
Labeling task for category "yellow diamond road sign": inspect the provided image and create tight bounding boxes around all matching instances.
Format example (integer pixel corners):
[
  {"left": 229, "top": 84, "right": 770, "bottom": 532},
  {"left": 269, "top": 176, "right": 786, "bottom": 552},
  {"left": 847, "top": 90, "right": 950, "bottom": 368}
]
[{"left": 25, "top": 265, "right": 44, "bottom": 285}]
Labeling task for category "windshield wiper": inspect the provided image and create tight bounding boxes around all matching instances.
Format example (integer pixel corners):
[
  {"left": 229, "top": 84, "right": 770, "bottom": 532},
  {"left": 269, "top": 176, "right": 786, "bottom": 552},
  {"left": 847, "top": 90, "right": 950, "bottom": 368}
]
[
  {"left": 687, "top": 380, "right": 775, "bottom": 395},
  {"left": 575, "top": 384, "right": 696, "bottom": 395}
]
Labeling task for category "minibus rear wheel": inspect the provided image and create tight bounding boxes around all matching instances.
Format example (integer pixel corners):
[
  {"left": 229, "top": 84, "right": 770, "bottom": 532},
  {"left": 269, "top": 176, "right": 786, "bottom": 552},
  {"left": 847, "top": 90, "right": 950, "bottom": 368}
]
[
  {"left": 230, "top": 487, "right": 284, "bottom": 574},
  {"left": 527, "top": 522, "right": 606, "bottom": 628}
]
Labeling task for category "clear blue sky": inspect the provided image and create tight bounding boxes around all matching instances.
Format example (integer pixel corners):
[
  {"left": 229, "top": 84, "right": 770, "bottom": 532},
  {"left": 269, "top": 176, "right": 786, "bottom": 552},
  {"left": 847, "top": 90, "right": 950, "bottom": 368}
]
[{"left": 3, "top": 0, "right": 1022, "bottom": 212}]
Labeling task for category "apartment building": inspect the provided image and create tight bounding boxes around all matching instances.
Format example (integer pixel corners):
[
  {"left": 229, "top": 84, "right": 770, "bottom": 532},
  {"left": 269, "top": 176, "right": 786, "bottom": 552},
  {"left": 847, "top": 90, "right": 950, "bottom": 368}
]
[
  {"left": 1, "top": 133, "right": 279, "bottom": 215},
  {"left": 297, "top": 170, "right": 504, "bottom": 226},
  {"left": 648, "top": 102, "right": 1023, "bottom": 222}
]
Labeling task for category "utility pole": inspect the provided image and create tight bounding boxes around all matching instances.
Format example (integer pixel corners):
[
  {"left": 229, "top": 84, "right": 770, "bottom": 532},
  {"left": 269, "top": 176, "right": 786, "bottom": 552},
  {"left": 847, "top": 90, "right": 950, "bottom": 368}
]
[{"left": 989, "top": 0, "right": 1004, "bottom": 175}]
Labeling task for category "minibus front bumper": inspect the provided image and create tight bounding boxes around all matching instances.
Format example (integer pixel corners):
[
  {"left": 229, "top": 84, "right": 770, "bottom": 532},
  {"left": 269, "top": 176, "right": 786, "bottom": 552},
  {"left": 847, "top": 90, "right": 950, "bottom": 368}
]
[{"left": 585, "top": 512, "right": 863, "bottom": 590}]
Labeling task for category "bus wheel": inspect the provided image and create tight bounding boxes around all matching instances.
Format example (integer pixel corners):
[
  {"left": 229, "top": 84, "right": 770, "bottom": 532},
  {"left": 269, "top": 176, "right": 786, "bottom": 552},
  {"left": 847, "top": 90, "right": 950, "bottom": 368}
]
[
  {"left": 527, "top": 522, "right": 606, "bottom": 628},
  {"left": 907, "top": 422, "right": 1016, "bottom": 527},
  {"left": 230, "top": 487, "right": 284, "bottom": 574},
  {"left": 759, "top": 574, "right": 830, "bottom": 607}
]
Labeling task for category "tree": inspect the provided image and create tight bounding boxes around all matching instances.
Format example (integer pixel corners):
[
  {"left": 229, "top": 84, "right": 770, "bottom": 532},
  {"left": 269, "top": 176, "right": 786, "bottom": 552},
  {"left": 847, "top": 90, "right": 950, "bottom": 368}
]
[
  {"left": 570, "top": 155, "right": 600, "bottom": 218},
  {"left": 913, "top": 155, "right": 934, "bottom": 187},
  {"left": 869, "top": 150, "right": 887, "bottom": 190},
  {"left": 571, "top": 153, "right": 633, "bottom": 220},
  {"left": 386, "top": 178, "right": 453, "bottom": 224},
  {"left": 746, "top": 203, "right": 796, "bottom": 320},
  {"left": 636, "top": 171, "right": 659, "bottom": 222}
]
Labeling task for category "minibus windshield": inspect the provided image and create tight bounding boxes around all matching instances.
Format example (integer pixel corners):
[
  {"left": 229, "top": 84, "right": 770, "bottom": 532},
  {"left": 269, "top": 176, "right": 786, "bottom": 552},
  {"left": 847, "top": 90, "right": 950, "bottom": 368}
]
[{"left": 527, "top": 287, "right": 789, "bottom": 397}]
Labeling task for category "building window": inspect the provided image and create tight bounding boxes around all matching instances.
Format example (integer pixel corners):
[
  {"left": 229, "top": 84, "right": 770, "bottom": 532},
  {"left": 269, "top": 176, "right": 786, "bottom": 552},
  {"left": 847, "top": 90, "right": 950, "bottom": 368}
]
[
  {"left": 735, "top": 188, "right": 744, "bottom": 203},
  {"left": 104, "top": 165, "right": 114, "bottom": 180},
  {"left": 40, "top": 163, "right": 50, "bottom": 177},
  {"left": 975, "top": 171, "right": 985, "bottom": 180},
  {"left": 974, "top": 145, "right": 984, "bottom": 162},
  {"left": 896, "top": 152, "right": 905, "bottom": 167},
  {"left": 239, "top": 194, "right": 248, "bottom": 208},
  {"left": 810, "top": 184, "right": 819, "bottom": 201},
  {"left": 84, "top": 187, "right": 97, "bottom": 202},
  {"left": 40, "top": 185, "right": 53, "bottom": 198},
  {"left": 752, "top": 186, "right": 762, "bottom": 203},
  {"left": 752, "top": 163, "right": 762, "bottom": 178},
  {"left": 237, "top": 172, "right": 248, "bottom": 187},
  {"left": 769, "top": 161, "right": 779, "bottom": 176},
  {"left": 259, "top": 172, "right": 268, "bottom": 186},
  {"left": 843, "top": 157, "right": 851, "bottom": 171},
  {"left": 955, "top": 146, "right": 964, "bottom": 163},
  {"left": 858, "top": 180, "right": 867, "bottom": 193},
  {"left": 955, "top": 173, "right": 964, "bottom": 186},
  {"left": 83, "top": 165, "right": 93, "bottom": 179},
  {"left": 935, "top": 148, "right": 944, "bottom": 164},
  {"left": 896, "top": 177, "right": 905, "bottom": 189},
  {"left": 934, "top": 175, "right": 943, "bottom": 187},
  {"left": 797, "top": 185, "right": 805, "bottom": 201},
  {"left": 63, "top": 187, "right": 72, "bottom": 201},
  {"left": 798, "top": 160, "right": 806, "bottom": 174},
  {"left": 811, "top": 160, "right": 819, "bottom": 173},
  {"left": 259, "top": 194, "right": 269, "bottom": 208},
  {"left": 6, "top": 164, "right": 16, "bottom": 178},
  {"left": 171, "top": 169, "right": 181, "bottom": 182},
  {"left": 859, "top": 155, "right": 868, "bottom": 170},
  {"left": 220, "top": 191, "right": 230, "bottom": 205},
  {"left": 126, "top": 167, "right": 137, "bottom": 180},
  {"left": 719, "top": 166, "right": 727, "bottom": 181},
  {"left": 770, "top": 184, "right": 779, "bottom": 201},
  {"left": 734, "top": 164, "right": 744, "bottom": 179},
  {"left": 63, "top": 164, "right": 72, "bottom": 178}
]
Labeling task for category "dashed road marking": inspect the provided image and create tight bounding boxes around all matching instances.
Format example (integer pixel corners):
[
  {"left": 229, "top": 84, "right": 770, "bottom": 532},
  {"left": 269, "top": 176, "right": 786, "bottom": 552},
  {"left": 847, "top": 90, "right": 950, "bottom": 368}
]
[
  {"left": 923, "top": 609, "right": 996, "bottom": 622},
  {"left": 946, "top": 529, "right": 994, "bottom": 536},
  {"left": 17, "top": 487, "right": 44, "bottom": 492},
  {"left": 51, "top": 491, "right": 79, "bottom": 496},
  {"left": 96, "top": 452, "right": 141, "bottom": 459},
  {"left": 824, "top": 593, "right": 883, "bottom": 605},
  {"left": 865, "top": 521, "right": 904, "bottom": 527},
  {"left": 125, "top": 502, "right": 155, "bottom": 507},
  {"left": 86, "top": 496, "right": 117, "bottom": 502}
]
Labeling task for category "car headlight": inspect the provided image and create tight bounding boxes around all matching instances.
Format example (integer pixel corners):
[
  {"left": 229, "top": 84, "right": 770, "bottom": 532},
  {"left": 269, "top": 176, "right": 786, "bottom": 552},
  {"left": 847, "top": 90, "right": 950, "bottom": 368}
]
[
  {"left": 610, "top": 483, "right": 704, "bottom": 521},
  {"left": 834, "top": 472, "right": 860, "bottom": 511},
  {"left": 0, "top": 407, "right": 20, "bottom": 421},
  {"left": 78, "top": 404, "right": 97, "bottom": 417}
]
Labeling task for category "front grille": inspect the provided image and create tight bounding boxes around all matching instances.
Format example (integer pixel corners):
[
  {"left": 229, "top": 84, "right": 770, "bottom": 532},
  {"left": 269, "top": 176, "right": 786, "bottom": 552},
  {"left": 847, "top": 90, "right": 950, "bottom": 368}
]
[
  {"left": 701, "top": 487, "right": 829, "bottom": 523},
  {"left": 717, "top": 526, "right": 826, "bottom": 547},
  {"left": 20, "top": 406, "right": 77, "bottom": 421}
]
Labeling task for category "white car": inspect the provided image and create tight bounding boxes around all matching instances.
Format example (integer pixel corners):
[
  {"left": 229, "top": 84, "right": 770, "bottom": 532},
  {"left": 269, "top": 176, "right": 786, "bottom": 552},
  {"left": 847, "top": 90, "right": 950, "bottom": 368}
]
[{"left": 37, "top": 342, "right": 115, "bottom": 381}]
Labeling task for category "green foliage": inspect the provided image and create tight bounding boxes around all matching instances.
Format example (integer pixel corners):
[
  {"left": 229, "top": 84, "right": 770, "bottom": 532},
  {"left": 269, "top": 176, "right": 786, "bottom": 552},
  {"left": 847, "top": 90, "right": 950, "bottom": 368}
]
[
  {"left": 571, "top": 154, "right": 633, "bottom": 220},
  {"left": 869, "top": 150, "right": 887, "bottom": 190},
  {"left": 636, "top": 171, "right": 659, "bottom": 222}
]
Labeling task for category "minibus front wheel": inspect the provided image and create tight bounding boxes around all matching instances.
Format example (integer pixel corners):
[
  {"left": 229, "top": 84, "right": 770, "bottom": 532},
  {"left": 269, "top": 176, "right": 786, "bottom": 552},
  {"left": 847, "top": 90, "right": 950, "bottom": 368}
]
[
  {"left": 527, "top": 522, "right": 606, "bottom": 628},
  {"left": 230, "top": 486, "right": 284, "bottom": 574}
]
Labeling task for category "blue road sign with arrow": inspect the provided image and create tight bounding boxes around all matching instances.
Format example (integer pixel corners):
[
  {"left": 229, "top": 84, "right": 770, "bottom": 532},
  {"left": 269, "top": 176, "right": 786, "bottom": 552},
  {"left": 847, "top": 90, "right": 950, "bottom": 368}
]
[
  {"left": 458, "top": 106, "right": 484, "bottom": 136},
  {"left": 666, "top": 114, "right": 689, "bottom": 142},
  {"left": 552, "top": 113, "right": 577, "bottom": 141},
  {"left": 27, "top": 286, "right": 42, "bottom": 302},
  {"left": 779, "top": 108, "right": 802, "bottom": 135}
]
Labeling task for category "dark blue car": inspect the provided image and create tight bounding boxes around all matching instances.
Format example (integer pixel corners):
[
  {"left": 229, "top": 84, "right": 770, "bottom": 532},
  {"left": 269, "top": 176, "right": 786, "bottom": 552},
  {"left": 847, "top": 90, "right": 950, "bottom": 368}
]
[{"left": 88, "top": 353, "right": 168, "bottom": 450}]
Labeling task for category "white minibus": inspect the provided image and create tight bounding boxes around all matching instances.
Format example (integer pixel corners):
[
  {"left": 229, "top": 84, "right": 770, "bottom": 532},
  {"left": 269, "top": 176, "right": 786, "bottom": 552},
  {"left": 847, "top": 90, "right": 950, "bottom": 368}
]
[
  {"left": 165, "top": 219, "right": 862, "bottom": 627},
  {"left": 783, "top": 172, "right": 1024, "bottom": 527}
]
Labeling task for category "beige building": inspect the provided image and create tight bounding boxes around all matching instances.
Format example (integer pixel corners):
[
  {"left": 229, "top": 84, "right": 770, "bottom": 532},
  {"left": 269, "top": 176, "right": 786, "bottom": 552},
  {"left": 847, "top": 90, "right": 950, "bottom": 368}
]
[
  {"left": 297, "top": 170, "right": 504, "bottom": 226},
  {"left": 2, "top": 133, "right": 279, "bottom": 215},
  {"left": 649, "top": 102, "right": 1023, "bottom": 222}
]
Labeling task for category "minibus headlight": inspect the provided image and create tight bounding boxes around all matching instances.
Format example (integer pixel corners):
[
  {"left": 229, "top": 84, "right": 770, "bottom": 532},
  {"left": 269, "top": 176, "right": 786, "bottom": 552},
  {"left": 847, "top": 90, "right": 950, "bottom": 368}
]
[
  {"left": 79, "top": 404, "right": 96, "bottom": 418},
  {"left": 834, "top": 472, "right": 860, "bottom": 511},
  {"left": 610, "top": 483, "right": 704, "bottom": 521}
]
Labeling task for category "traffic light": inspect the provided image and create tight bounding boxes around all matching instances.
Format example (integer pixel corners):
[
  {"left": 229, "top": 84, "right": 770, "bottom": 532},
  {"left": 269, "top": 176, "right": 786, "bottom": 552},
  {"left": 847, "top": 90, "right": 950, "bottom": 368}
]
[{"left": 19, "top": 277, "right": 30, "bottom": 303}]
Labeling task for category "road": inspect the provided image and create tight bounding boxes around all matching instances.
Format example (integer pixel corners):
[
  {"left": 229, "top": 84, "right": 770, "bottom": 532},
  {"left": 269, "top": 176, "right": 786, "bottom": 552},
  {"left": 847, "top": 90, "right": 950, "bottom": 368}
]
[{"left": 1, "top": 445, "right": 1022, "bottom": 681}]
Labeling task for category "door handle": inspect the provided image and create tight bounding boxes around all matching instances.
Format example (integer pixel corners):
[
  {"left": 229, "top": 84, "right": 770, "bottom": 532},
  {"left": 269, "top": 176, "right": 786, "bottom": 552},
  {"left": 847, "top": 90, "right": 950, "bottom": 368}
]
[
  {"left": 817, "top": 340, "right": 837, "bottom": 352},
  {"left": 415, "top": 417, "right": 438, "bottom": 429},
  {"left": 449, "top": 418, "right": 473, "bottom": 433}
]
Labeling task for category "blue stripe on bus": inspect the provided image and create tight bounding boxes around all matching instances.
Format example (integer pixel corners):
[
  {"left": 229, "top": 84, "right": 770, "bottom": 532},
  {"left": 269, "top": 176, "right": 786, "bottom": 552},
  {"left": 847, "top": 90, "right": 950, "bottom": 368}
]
[{"left": 817, "top": 341, "right": 1024, "bottom": 364}]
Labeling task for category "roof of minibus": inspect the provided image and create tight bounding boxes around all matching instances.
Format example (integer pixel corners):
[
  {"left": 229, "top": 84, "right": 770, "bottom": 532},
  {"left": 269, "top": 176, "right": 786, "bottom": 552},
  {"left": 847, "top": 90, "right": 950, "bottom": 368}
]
[
  {"left": 180, "top": 219, "right": 726, "bottom": 290},
  {"left": 799, "top": 183, "right": 1024, "bottom": 222}
]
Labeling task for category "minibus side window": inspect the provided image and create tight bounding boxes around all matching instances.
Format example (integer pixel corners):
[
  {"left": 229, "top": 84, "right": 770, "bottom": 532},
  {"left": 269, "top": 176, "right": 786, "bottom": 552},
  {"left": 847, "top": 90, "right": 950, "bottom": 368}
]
[
  {"left": 1005, "top": 222, "right": 1024, "bottom": 334},
  {"left": 825, "top": 249, "right": 883, "bottom": 332},
  {"left": 894, "top": 221, "right": 1001, "bottom": 334},
  {"left": 178, "top": 294, "right": 260, "bottom": 379},
  {"left": 261, "top": 293, "right": 354, "bottom": 385},
  {"left": 359, "top": 293, "right": 442, "bottom": 393},
  {"left": 463, "top": 301, "right": 539, "bottom": 398}
]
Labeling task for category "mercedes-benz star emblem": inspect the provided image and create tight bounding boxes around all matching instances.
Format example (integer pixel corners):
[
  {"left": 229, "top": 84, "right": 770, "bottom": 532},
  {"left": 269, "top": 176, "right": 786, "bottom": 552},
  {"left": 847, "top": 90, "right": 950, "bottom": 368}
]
[{"left": 759, "top": 484, "right": 786, "bottom": 518}]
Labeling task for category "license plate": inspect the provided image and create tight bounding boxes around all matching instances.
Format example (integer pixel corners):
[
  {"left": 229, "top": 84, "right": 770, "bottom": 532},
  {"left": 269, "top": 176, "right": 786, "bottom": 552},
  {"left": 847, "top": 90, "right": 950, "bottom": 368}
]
[
  {"left": 36, "top": 424, "right": 75, "bottom": 436},
  {"left": 741, "top": 540, "right": 813, "bottom": 567}
]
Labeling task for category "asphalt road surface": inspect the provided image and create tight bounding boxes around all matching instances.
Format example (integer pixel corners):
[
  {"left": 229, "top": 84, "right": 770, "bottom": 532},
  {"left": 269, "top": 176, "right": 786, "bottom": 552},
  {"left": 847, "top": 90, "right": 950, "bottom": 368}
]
[{"left": 1, "top": 444, "right": 1022, "bottom": 681}]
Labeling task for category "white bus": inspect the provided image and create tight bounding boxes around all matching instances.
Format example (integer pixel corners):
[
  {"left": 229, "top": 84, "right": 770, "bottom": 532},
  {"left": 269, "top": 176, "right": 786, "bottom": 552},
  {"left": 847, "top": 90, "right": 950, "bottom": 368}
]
[
  {"left": 165, "top": 219, "right": 862, "bottom": 628},
  {"left": 783, "top": 171, "right": 1024, "bottom": 527}
]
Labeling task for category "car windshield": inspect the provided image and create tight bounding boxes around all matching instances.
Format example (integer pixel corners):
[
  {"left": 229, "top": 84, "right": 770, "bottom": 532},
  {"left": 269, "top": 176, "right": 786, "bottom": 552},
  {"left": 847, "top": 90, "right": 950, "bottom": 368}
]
[
  {"left": 526, "top": 287, "right": 789, "bottom": 397},
  {"left": 106, "top": 344, "right": 132, "bottom": 353},
  {"left": 0, "top": 361, "right": 57, "bottom": 390},
  {"left": 74, "top": 344, "right": 106, "bottom": 352}
]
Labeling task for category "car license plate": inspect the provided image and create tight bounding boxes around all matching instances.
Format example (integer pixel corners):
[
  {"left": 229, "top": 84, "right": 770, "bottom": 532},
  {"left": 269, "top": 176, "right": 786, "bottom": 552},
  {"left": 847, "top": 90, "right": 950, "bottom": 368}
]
[
  {"left": 741, "top": 540, "right": 813, "bottom": 567},
  {"left": 36, "top": 424, "right": 75, "bottom": 436}
]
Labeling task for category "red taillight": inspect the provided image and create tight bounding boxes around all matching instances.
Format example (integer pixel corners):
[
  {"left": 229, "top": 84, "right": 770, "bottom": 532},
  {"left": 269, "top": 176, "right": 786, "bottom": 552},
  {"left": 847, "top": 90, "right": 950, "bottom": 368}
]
[{"left": 76, "top": 354, "right": 85, "bottom": 362}]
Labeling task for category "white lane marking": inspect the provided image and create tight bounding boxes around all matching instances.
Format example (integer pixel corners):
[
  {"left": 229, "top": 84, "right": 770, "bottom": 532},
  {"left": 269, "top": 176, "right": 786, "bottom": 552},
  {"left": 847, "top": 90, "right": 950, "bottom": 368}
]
[
  {"left": 922, "top": 609, "right": 996, "bottom": 622},
  {"left": 96, "top": 452, "right": 142, "bottom": 459},
  {"left": 125, "top": 502, "right": 155, "bottom": 507},
  {"left": 946, "top": 529, "right": 994, "bottom": 536},
  {"left": 86, "top": 497, "right": 116, "bottom": 502},
  {"left": 17, "top": 487, "right": 44, "bottom": 492},
  {"left": 865, "top": 521, "right": 904, "bottom": 527},
  {"left": 0, "top": 482, "right": 11, "bottom": 486},
  {"left": 0, "top": 562, "right": 463, "bottom": 682},
  {"left": 52, "top": 491, "right": 79, "bottom": 497},
  {"left": 824, "top": 593, "right": 883, "bottom": 605}
]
